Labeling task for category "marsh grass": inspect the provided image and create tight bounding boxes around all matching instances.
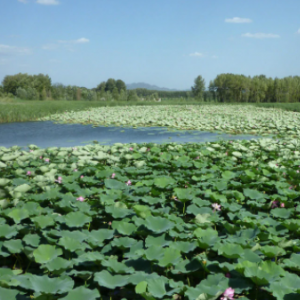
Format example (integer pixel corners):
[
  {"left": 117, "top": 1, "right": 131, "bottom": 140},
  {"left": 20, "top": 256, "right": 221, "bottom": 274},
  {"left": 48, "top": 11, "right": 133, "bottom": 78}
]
[{"left": 0, "top": 99, "right": 221, "bottom": 123}]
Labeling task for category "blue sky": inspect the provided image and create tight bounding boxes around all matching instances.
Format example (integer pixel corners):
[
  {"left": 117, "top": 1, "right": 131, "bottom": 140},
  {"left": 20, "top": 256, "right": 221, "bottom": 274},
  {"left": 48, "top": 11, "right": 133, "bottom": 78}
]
[{"left": 1, "top": 0, "right": 300, "bottom": 90}]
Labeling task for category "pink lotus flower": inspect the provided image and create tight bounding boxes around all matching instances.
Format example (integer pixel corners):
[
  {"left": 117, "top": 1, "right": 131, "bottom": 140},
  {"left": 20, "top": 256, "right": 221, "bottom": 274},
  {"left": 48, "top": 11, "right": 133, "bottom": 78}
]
[
  {"left": 29, "top": 150, "right": 34, "bottom": 153},
  {"left": 221, "top": 287, "right": 235, "bottom": 300},
  {"left": 129, "top": 147, "right": 133, "bottom": 151},
  {"left": 55, "top": 176, "right": 62, "bottom": 184},
  {"left": 26, "top": 171, "right": 31, "bottom": 176},
  {"left": 126, "top": 180, "right": 132, "bottom": 186},
  {"left": 44, "top": 158, "right": 50, "bottom": 163},
  {"left": 73, "top": 169, "right": 78, "bottom": 172},
  {"left": 225, "top": 272, "right": 231, "bottom": 278},
  {"left": 297, "top": 170, "right": 299, "bottom": 173},
  {"left": 39, "top": 156, "right": 43, "bottom": 159},
  {"left": 76, "top": 196, "right": 84, "bottom": 202},
  {"left": 271, "top": 200, "right": 279, "bottom": 208},
  {"left": 280, "top": 203, "right": 285, "bottom": 208},
  {"left": 111, "top": 173, "right": 116, "bottom": 179},
  {"left": 212, "top": 203, "right": 221, "bottom": 211},
  {"left": 80, "top": 175, "right": 84, "bottom": 179}
]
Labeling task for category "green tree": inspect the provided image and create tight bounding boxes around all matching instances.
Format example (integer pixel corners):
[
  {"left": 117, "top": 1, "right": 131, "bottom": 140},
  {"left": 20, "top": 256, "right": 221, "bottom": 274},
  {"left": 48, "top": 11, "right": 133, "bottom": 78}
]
[
  {"left": 192, "top": 75, "right": 206, "bottom": 100},
  {"left": 116, "top": 79, "right": 126, "bottom": 92},
  {"left": 16, "top": 87, "right": 28, "bottom": 99},
  {"left": 127, "top": 90, "right": 139, "bottom": 101},
  {"left": 96, "top": 81, "right": 106, "bottom": 92},
  {"left": 105, "top": 78, "right": 116, "bottom": 93}
]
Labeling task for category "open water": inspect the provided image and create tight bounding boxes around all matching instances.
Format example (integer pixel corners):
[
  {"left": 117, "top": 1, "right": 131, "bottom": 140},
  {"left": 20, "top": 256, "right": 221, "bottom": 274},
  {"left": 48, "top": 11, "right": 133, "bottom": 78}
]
[{"left": 0, "top": 121, "right": 261, "bottom": 148}]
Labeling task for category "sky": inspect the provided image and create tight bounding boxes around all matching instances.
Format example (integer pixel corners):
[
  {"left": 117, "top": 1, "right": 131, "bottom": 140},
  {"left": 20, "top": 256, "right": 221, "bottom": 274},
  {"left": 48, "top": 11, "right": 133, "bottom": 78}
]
[{"left": 0, "top": 0, "right": 300, "bottom": 90}]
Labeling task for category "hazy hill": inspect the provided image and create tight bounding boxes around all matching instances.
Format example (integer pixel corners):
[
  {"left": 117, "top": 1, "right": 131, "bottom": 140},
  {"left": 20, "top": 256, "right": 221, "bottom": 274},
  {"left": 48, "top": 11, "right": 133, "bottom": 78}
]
[{"left": 126, "top": 82, "right": 179, "bottom": 91}]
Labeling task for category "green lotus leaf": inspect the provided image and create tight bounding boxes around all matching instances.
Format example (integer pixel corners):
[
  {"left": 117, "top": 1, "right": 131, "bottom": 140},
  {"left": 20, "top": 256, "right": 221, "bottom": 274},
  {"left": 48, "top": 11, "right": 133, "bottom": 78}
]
[
  {"left": 136, "top": 281, "right": 148, "bottom": 294},
  {"left": 0, "top": 224, "right": 18, "bottom": 239},
  {"left": 3, "top": 239, "right": 23, "bottom": 254},
  {"left": 94, "top": 270, "right": 129, "bottom": 289},
  {"left": 133, "top": 205, "right": 152, "bottom": 219},
  {"left": 174, "top": 188, "right": 196, "bottom": 202},
  {"left": 14, "top": 184, "right": 31, "bottom": 193},
  {"left": 194, "top": 213, "right": 212, "bottom": 226},
  {"left": 105, "top": 205, "right": 132, "bottom": 219},
  {"left": 217, "top": 243, "right": 244, "bottom": 259},
  {"left": 64, "top": 212, "right": 92, "bottom": 228},
  {"left": 74, "top": 251, "right": 104, "bottom": 265},
  {"left": 244, "top": 261, "right": 285, "bottom": 285},
  {"left": 147, "top": 278, "right": 167, "bottom": 298},
  {"left": 87, "top": 229, "right": 114, "bottom": 245},
  {"left": 30, "top": 275, "right": 74, "bottom": 294},
  {"left": 104, "top": 179, "right": 126, "bottom": 189},
  {"left": 43, "top": 257, "right": 73, "bottom": 272},
  {"left": 266, "top": 281, "right": 295, "bottom": 300},
  {"left": 0, "top": 179, "right": 10, "bottom": 187},
  {"left": 0, "top": 286, "right": 19, "bottom": 300},
  {"left": 195, "top": 273, "right": 229, "bottom": 298},
  {"left": 169, "top": 241, "right": 197, "bottom": 253},
  {"left": 222, "top": 171, "right": 236, "bottom": 180},
  {"left": 33, "top": 215, "right": 55, "bottom": 229},
  {"left": 171, "top": 258, "right": 202, "bottom": 274},
  {"left": 154, "top": 177, "right": 176, "bottom": 189},
  {"left": 283, "top": 219, "right": 300, "bottom": 231},
  {"left": 33, "top": 245, "right": 63, "bottom": 264},
  {"left": 102, "top": 257, "right": 135, "bottom": 274},
  {"left": 58, "top": 237, "right": 87, "bottom": 252},
  {"left": 271, "top": 208, "right": 292, "bottom": 219},
  {"left": 144, "top": 216, "right": 175, "bottom": 234},
  {"left": 144, "top": 245, "right": 165, "bottom": 261},
  {"left": 7, "top": 209, "right": 29, "bottom": 224},
  {"left": 60, "top": 286, "right": 101, "bottom": 300},
  {"left": 260, "top": 245, "right": 286, "bottom": 258},
  {"left": 111, "top": 237, "right": 137, "bottom": 249},
  {"left": 158, "top": 247, "right": 182, "bottom": 267},
  {"left": 243, "top": 188, "right": 265, "bottom": 200},
  {"left": 283, "top": 253, "right": 300, "bottom": 271},
  {"left": 145, "top": 234, "right": 172, "bottom": 248},
  {"left": 112, "top": 221, "right": 137, "bottom": 235}
]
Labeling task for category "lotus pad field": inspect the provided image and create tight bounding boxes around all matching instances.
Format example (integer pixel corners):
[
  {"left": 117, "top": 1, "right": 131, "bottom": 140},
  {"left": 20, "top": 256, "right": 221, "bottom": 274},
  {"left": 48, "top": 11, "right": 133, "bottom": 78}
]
[
  {"left": 1, "top": 137, "right": 300, "bottom": 300},
  {"left": 40, "top": 105, "right": 300, "bottom": 137}
]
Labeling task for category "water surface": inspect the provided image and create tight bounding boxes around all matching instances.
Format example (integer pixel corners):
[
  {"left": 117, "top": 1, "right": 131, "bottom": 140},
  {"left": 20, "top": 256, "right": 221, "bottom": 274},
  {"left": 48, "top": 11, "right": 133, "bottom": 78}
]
[{"left": 0, "top": 121, "right": 261, "bottom": 148}]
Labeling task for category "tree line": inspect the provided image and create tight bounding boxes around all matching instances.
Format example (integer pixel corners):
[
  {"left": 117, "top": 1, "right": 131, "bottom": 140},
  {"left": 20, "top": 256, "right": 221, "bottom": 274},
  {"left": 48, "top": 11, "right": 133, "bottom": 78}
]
[
  {"left": 1, "top": 72, "right": 300, "bottom": 102},
  {"left": 207, "top": 74, "right": 300, "bottom": 103}
]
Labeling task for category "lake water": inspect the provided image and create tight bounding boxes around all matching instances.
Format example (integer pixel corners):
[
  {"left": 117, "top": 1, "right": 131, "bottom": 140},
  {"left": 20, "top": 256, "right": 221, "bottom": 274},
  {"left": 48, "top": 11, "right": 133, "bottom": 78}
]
[{"left": 0, "top": 121, "right": 261, "bottom": 148}]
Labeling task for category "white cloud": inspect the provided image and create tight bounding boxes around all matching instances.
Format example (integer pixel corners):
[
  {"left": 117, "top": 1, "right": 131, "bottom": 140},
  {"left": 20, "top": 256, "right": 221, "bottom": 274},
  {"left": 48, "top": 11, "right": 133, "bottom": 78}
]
[
  {"left": 58, "top": 37, "right": 90, "bottom": 44},
  {"left": 18, "top": 0, "right": 28, "bottom": 3},
  {"left": 212, "top": 55, "right": 218, "bottom": 59},
  {"left": 297, "top": 28, "right": 300, "bottom": 34},
  {"left": 74, "top": 38, "right": 89, "bottom": 44},
  {"left": 0, "top": 44, "right": 31, "bottom": 55},
  {"left": 242, "top": 33, "right": 280, "bottom": 39},
  {"left": 189, "top": 52, "right": 204, "bottom": 57},
  {"left": 225, "top": 17, "right": 252, "bottom": 23},
  {"left": 36, "top": 0, "right": 59, "bottom": 5}
]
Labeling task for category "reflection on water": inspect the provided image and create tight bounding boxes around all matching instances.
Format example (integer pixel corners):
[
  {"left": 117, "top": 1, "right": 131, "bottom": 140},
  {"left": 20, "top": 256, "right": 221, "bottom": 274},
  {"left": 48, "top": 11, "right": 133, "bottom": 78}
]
[{"left": 0, "top": 121, "right": 261, "bottom": 148}]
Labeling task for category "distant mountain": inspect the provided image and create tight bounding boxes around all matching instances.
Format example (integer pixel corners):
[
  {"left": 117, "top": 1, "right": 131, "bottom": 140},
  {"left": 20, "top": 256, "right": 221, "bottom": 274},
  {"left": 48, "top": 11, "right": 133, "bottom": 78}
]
[{"left": 126, "top": 82, "right": 180, "bottom": 91}]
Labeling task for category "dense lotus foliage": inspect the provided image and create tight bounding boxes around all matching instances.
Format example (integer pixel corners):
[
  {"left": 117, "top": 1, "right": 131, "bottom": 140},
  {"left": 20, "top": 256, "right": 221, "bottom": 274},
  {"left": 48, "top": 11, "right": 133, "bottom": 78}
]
[
  {"left": 40, "top": 105, "right": 300, "bottom": 137},
  {"left": 1, "top": 137, "right": 300, "bottom": 299}
]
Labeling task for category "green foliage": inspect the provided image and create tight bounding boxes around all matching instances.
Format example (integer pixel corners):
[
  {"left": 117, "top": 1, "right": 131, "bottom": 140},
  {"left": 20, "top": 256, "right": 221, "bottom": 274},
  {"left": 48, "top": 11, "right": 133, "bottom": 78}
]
[
  {"left": 1, "top": 135, "right": 300, "bottom": 299},
  {"left": 192, "top": 75, "right": 206, "bottom": 100}
]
